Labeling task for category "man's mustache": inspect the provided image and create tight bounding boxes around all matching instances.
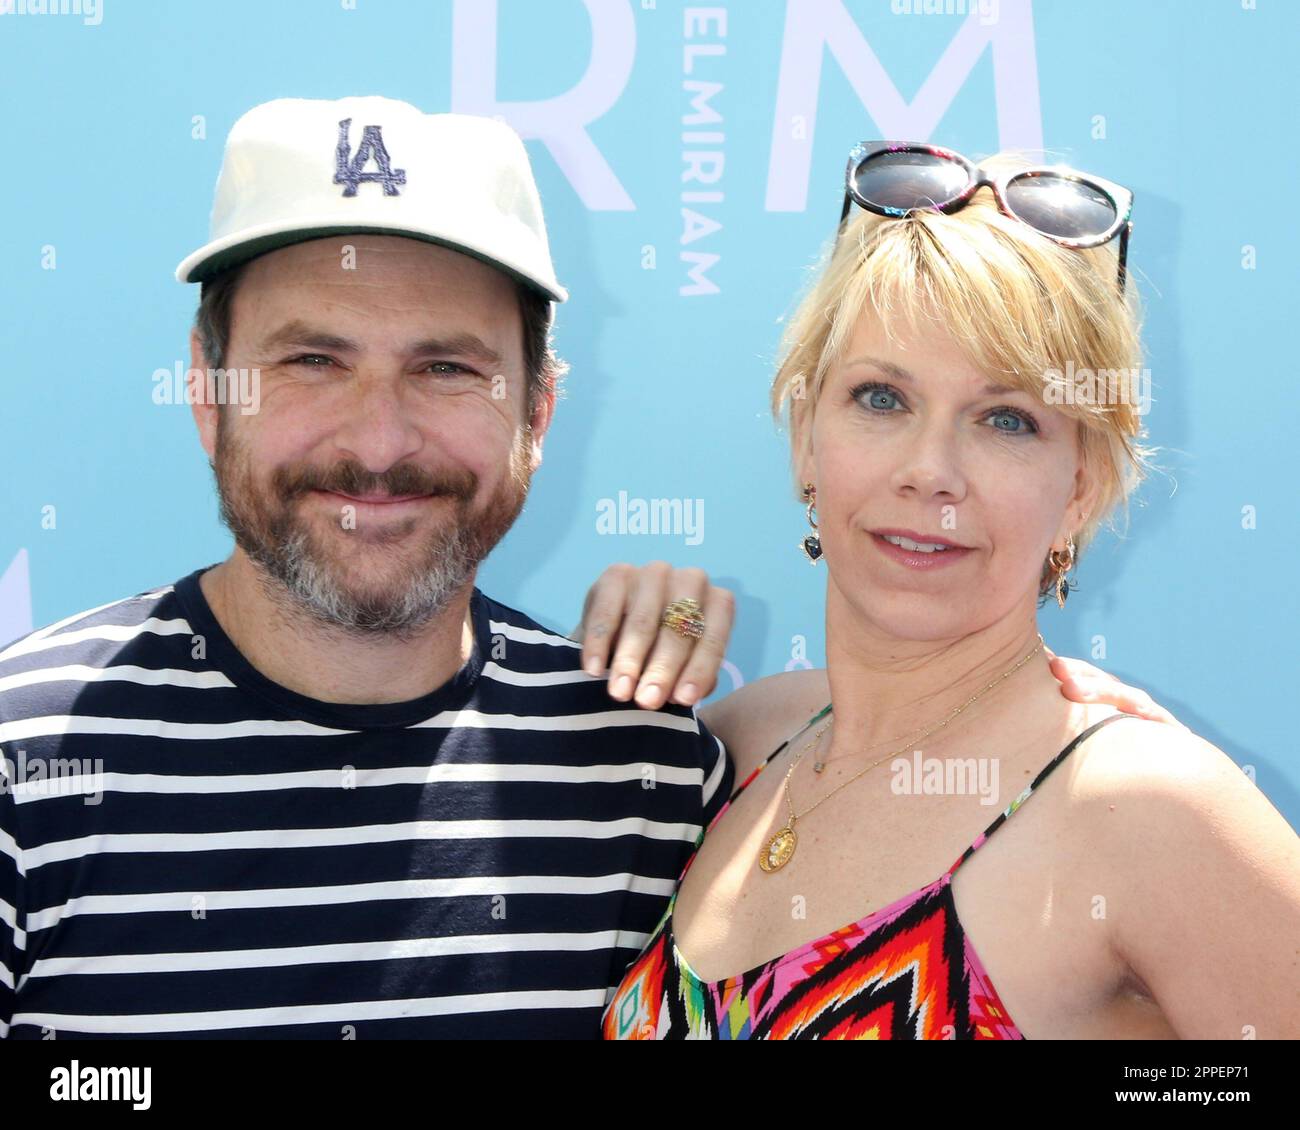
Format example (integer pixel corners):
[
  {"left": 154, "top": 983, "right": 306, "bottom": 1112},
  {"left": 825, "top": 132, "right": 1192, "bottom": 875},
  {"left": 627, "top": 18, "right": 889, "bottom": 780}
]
[{"left": 270, "top": 460, "right": 479, "bottom": 502}]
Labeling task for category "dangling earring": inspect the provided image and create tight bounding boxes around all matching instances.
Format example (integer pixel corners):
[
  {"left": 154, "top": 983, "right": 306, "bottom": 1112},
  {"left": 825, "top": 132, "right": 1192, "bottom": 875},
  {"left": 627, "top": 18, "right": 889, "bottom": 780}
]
[
  {"left": 1047, "top": 536, "right": 1076, "bottom": 608},
  {"left": 799, "top": 483, "right": 823, "bottom": 564}
]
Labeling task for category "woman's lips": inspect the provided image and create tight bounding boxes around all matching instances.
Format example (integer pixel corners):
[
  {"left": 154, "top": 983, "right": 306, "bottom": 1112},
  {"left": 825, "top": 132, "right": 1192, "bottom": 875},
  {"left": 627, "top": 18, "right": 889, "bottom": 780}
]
[{"left": 869, "top": 531, "right": 974, "bottom": 570}]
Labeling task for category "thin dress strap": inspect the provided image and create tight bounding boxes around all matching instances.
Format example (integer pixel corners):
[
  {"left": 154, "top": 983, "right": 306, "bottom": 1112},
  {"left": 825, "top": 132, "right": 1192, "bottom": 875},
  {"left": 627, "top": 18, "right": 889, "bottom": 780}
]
[
  {"left": 945, "top": 711, "right": 1138, "bottom": 877},
  {"left": 702, "top": 702, "right": 832, "bottom": 836},
  {"left": 675, "top": 703, "right": 834, "bottom": 888}
]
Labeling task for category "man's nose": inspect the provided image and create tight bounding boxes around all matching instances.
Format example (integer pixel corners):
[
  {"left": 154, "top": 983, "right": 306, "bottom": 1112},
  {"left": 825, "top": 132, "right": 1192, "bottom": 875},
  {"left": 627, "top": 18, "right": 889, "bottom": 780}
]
[{"left": 330, "top": 370, "right": 424, "bottom": 473}]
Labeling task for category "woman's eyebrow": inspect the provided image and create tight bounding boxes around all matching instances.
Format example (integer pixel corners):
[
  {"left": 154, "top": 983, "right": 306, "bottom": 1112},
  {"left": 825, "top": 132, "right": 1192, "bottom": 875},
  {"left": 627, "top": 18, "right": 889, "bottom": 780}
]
[
  {"left": 843, "top": 355, "right": 1022, "bottom": 397},
  {"left": 843, "top": 355, "right": 912, "bottom": 382}
]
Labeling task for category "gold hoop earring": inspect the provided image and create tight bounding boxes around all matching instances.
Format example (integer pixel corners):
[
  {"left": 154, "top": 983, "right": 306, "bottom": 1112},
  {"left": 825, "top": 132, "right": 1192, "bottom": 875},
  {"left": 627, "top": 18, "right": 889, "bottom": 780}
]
[
  {"left": 1047, "top": 536, "right": 1076, "bottom": 608},
  {"left": 799, "top": 483, "right": 823, "bottom": 564}
]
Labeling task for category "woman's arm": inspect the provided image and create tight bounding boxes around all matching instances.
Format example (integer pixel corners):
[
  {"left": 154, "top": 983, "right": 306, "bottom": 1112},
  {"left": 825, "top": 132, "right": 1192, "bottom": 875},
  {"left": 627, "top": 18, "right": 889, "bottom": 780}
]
[{"left": 1096, "top": 722, "right": 1300, "bottom": 1037}]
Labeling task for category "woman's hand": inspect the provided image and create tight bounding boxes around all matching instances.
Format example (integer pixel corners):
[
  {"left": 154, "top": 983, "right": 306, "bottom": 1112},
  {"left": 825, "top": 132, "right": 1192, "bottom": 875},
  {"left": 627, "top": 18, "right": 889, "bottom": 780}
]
[
  {"left": 572, "top": 568, "right": 1184, "bottom": 728},
  {"left": 573, "top": 562, "right": 735, "bottom": 710},
  {"left": 1046, "top": 649, "right": 1187, "bottom": 728}
]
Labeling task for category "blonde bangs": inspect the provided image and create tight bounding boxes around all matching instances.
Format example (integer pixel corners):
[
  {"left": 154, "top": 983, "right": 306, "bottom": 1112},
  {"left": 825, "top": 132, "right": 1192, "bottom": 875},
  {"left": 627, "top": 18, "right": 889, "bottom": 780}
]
[{"left": 771, "top": 169, "right": 1156, "bottom": 564}]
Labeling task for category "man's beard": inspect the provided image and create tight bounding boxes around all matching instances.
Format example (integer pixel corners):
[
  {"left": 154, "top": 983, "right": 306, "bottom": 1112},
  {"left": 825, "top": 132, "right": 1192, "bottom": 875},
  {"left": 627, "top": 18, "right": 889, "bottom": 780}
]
[{"left": 212, "top": 410, "right": 532, "bottom": 638}]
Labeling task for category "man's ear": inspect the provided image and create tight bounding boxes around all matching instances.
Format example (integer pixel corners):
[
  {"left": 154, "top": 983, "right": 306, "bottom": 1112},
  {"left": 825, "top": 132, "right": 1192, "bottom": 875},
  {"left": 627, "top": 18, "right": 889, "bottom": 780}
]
[
  {"left": 527, "top": 386, "right": 556, "bottom": 472},
  {"left": 189, "top": 328, "right": 220, "bottom": 461}
]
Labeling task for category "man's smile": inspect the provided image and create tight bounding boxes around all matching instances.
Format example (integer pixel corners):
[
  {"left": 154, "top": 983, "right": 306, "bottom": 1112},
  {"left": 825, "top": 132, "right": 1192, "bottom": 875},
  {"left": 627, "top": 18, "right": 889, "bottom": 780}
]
[{"left": 308, "top": 487, "right": 442, "bottom": 512}]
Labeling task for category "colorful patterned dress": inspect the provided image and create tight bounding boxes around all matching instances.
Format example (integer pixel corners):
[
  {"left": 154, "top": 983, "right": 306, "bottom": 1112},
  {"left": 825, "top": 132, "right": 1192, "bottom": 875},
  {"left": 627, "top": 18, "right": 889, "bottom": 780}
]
[{"left": 602, "top": 712, "right": 1134, "bottom": 1039}]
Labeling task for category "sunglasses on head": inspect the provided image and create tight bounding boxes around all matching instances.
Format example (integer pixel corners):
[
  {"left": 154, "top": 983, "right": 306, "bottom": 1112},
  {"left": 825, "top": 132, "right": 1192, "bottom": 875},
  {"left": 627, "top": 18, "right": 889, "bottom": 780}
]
[{"left": 838, "top": 141, "right": 1134, "bottom": 294}]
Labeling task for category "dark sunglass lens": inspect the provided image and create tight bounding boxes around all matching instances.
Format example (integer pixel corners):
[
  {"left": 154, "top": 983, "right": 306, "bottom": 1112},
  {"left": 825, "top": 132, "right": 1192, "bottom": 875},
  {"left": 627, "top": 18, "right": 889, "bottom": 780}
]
[
  {"left": 853, "top": 151, "right": 969, "bottom": 211},
  {"left": 1005, "top": 174, "right": 1117, "bottom": 239}
]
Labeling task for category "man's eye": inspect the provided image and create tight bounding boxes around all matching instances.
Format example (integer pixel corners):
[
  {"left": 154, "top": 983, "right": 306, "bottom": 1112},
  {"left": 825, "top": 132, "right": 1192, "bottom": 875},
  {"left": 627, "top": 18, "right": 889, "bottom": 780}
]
[{"left": 284, "top": 357, "right": 475, "bottom": 376}]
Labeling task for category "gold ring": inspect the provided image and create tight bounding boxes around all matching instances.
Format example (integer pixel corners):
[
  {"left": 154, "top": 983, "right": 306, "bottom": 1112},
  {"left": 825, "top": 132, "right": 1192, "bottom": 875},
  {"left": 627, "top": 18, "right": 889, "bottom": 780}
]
[{"left": 661, "top": 597, "right": 705, "bottom": 640}]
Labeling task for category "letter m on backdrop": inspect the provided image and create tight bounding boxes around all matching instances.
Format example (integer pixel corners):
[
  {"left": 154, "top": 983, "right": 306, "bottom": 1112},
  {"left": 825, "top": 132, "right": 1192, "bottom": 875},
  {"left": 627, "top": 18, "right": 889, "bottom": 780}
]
[{"left": 766, "top": 0, "right": 1043, "bottom": 211}]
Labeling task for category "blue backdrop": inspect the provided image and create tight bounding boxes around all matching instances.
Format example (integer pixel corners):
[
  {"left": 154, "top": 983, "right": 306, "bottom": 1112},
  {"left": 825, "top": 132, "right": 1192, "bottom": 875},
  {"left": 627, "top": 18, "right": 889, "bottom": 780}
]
[{"left": 1, "top": 0, "right": 1296, "bottom": 828}]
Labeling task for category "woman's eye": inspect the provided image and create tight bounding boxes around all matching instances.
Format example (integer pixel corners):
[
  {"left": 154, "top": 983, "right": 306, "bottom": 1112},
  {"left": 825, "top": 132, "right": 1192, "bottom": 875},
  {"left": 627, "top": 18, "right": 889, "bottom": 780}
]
[
  {"left": 986, "top": 407, "right": 1039, "bottom": 435},
  {"left": 853, "top": 382, "right": 901, "bottom": 412}
]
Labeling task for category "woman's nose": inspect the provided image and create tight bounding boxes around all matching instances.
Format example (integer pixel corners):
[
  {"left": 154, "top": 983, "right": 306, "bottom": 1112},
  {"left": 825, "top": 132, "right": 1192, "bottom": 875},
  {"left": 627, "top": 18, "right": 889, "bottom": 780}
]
[{"left": 889, "top": 423, "right": 967, "bottom": 501}]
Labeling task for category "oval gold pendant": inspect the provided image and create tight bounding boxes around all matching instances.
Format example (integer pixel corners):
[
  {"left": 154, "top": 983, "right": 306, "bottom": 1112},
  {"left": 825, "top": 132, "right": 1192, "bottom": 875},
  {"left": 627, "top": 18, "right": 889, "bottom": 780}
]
[{"left": 759, "top": 826, "right": 797, "bottom": 873}]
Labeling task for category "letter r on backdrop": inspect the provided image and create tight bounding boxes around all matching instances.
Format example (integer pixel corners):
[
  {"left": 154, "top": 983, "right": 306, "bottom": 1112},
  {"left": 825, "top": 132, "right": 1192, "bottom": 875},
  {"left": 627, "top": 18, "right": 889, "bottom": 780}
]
[{"left": 451, "top": 0, "right": 638, "bottom": 210}]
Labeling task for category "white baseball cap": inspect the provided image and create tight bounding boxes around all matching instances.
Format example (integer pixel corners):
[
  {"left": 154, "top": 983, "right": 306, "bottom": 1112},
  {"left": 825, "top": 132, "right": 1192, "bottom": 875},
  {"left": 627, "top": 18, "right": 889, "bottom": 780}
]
[{"left": 174, "top": 95, "right": 568, "bottom": 302}]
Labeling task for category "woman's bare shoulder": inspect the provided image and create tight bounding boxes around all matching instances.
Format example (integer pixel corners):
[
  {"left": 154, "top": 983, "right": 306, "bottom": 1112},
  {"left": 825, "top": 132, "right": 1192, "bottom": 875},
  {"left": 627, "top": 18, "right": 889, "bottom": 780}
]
[
  {"left": 1066, "top": 710, "right": 1252, "bottom": 801},
  {"left": 1063, "top": 710, "right": 1296, "bottom": 910},
  {"left": 699, "top": 669, "right": 831, "bottom": 779},
  {"left": 1064, "top": 711, "right": 1300, "bottom": 1037}
]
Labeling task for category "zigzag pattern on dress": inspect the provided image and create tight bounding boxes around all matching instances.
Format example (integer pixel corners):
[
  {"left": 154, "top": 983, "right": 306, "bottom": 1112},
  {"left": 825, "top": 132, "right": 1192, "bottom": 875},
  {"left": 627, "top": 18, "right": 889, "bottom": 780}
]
[{"left": 602, "top": 710, "right": 1137, "bottom": 1041}]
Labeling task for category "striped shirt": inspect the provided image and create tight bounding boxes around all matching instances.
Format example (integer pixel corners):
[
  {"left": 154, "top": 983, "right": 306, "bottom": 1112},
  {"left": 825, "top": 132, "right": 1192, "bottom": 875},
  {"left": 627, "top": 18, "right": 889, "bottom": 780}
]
[{"left": 0, "top": 566, "right": 733, "bottom": 1039}]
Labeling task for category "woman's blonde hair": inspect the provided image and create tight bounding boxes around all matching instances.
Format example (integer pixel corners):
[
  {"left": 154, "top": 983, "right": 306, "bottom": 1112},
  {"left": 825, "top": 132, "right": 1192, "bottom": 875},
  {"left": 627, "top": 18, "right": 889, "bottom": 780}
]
[{"left": 770, "top": 152, "right": 1156, "bottom": 596}]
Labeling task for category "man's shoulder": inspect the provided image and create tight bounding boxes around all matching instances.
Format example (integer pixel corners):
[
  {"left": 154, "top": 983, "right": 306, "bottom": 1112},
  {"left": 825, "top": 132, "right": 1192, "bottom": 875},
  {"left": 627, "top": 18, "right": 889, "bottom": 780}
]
[
  {"left": 474, "top": 588, "right": 718, "bottom": 744},
  {"left": 474, "top": 589, "right": 585, "bottom": 658},
  {"left": 0, "top": 574, "right": 194, "bottom": 714}
]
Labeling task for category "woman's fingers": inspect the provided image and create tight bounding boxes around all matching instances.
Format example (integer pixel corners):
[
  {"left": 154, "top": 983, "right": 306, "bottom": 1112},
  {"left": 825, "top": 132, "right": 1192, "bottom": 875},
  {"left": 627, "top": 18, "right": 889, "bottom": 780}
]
[
  {"left": 639, "top": 581, "right": 734, "bottom": 709},
  {"left": 669, "top": 583, "right": 735, "bottom": 707},
  {"left": 574, "top": 563, "right": 736, "bottom": 710},
  {"left": 604, "top": 562, "right": 675, "bottom": 702},
  {"left": 623, "top": 567, "right": 713, "bottom": 709},
  {"left": 576, "top": 564, "right": 635, "bottom": 677}
]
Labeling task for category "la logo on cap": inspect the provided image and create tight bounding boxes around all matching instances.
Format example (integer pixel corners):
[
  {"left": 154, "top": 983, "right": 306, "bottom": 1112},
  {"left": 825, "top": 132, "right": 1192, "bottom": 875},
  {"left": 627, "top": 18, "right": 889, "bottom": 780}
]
[
  {"left": 174, "top": 96, "right": 568, "bottom": 301},
  {"left": 334, "top": 118, "right": 407, "bottom": 198}
]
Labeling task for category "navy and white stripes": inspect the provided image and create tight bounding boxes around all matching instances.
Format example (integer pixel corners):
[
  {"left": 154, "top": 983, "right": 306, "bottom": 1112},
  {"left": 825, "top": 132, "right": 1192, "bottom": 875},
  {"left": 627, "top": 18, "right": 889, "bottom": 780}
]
[{"left": 0, "top": 567, "right": 732, "bottom": 1038}]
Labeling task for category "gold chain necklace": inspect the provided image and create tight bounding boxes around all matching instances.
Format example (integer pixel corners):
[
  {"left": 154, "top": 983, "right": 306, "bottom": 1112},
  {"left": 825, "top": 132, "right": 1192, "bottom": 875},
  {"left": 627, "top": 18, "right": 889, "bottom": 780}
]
[
  {"left": 758, "top": 634, "right": 1045, "bottom": 874},
  {"left": 811, "top": 709, "right": 957, "bottom": 774}
]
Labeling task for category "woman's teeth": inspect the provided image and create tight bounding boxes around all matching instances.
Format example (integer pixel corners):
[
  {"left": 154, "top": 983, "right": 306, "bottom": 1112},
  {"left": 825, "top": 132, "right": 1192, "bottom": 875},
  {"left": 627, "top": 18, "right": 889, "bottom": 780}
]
[{"left": 882, "top": 534, "right": 949, "bottom": 553}]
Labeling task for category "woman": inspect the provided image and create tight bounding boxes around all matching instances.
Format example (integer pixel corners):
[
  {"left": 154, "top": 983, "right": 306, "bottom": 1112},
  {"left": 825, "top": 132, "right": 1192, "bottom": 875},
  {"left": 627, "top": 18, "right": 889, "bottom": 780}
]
[{"left": 593, "top": 143, "right": 1300, "bottom": 1040}]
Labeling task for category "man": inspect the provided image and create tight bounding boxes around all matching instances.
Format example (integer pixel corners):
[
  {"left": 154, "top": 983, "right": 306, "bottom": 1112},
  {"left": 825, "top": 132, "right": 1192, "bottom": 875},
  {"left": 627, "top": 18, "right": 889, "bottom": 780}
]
[
  {"left": 0, "top": 97, "right": 735, "bottom": 1039},
  {"left": 0, "top": 96, "right": 1163, "bottom": 1039}
]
